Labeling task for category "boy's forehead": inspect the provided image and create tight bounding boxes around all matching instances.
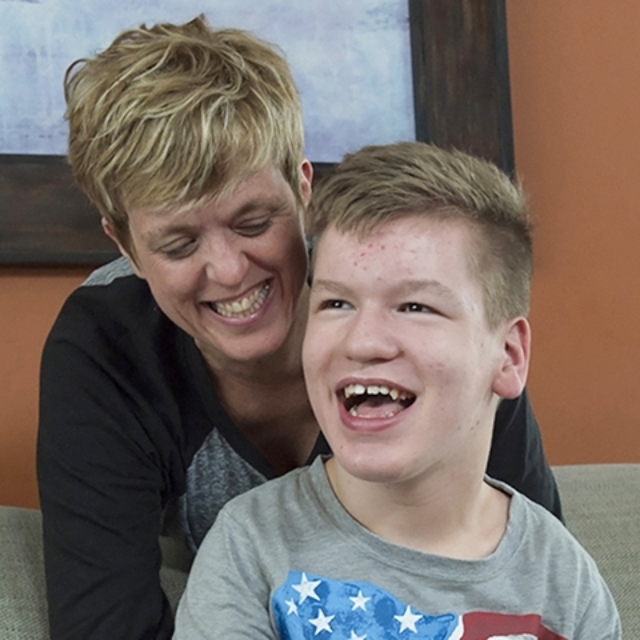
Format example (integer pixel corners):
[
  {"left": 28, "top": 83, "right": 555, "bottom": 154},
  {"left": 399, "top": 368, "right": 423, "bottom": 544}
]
[
  {"left": 311, "top": 215, "right": 492, "bottom": 316},
  {"left": 314, "top": 214, "right": 477, "bottom": 260},
  {"left": 313, "top": 215, "right": 474, "bottom": 276}
]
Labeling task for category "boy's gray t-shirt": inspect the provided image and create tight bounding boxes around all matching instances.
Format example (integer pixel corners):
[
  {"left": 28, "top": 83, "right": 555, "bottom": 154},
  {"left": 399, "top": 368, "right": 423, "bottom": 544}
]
[{"left": 175, "top": 457, "right": 621, "bottom": 639}]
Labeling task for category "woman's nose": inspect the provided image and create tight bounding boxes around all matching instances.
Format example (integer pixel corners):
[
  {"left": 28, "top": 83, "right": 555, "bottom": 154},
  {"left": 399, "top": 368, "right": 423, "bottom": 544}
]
[{"left": 202, "top": 238, "right": 249, "bottom": 288}]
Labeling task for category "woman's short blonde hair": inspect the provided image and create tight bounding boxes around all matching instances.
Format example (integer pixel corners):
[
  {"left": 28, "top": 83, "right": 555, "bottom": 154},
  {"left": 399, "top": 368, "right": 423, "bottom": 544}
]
[
  {"left": 307, "top": 142, "right": 532, "bottom": 329},
  {"left": 65, "top": 15, "right": 305, "bottom": 253}
]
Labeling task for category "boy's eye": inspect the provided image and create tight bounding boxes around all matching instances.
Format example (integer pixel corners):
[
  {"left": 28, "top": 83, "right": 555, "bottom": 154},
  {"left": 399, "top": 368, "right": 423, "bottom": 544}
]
[
  {"left": 398, "top": 302, "right": 434, "bottom": 313},
  {"left": 235, "top": 218, "right": 272, "bottom": 237},
  {"left": 317, "top": 299, "right": 352, "bottom": 311}
]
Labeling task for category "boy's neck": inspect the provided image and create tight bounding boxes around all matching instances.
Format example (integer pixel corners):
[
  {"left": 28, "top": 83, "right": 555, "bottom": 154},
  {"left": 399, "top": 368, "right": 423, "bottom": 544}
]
[{"left": 324, "top": 456, "right": 510, "bottom": 561}]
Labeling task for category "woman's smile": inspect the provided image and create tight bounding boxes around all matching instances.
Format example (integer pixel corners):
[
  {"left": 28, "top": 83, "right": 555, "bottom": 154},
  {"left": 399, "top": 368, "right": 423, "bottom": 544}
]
[{"left": 207, "top": 280, "right": 272, "bottom": 320}]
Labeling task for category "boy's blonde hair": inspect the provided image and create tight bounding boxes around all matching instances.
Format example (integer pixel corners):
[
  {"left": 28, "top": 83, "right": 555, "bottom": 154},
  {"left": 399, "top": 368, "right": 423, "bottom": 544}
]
[
  {"left": 307, "top": 142, "right": 532, "bottom": 329},
  {"left": 65, "top": 15, "right": 305, "bottom": 253}
]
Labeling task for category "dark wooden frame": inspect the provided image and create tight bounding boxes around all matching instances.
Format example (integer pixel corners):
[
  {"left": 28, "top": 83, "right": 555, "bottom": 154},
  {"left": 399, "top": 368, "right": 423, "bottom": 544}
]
[{"left": 0, "top": 0, "right": 512, "bottom": 267}]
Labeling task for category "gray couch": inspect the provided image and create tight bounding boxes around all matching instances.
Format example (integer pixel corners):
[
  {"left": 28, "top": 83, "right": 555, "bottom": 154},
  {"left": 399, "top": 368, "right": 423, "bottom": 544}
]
[{"left": 1, "top": 464, "right": 638, "bottom": 638}]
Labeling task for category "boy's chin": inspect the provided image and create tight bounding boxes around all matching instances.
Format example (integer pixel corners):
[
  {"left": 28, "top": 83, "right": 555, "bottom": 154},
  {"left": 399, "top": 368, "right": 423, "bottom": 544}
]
[{"left": 327, "top": 452, "right": 419, "bottom": 487}]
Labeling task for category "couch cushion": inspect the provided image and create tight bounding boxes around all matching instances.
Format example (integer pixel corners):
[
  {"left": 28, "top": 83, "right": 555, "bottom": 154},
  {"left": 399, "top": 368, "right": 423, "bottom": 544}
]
[
  {"left": 0, "top": 506, "right": 48, "bottom": 639},
  {"left": 0, "top": 506, "right": 189, "bottom": 639},
  {"left": 554, "top": 463, "right": 640, "bottom": 638}
]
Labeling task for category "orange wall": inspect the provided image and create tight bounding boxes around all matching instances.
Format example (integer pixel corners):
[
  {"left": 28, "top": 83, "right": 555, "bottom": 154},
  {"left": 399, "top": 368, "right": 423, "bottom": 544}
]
[
  {"left": 507, "top": 1, "right": 640, "bottom": 464},
  {"left": 3, "top": 2, "right": 640, "bottom": 508},
  {"left": 0, "top": 268, "right": 90, "bottom": 507}
]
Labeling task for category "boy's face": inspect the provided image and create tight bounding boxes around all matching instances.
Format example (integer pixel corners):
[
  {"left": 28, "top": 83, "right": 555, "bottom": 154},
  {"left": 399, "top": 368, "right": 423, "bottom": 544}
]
[{"left": 303, "top": 214, "right": 528, "bottom": 488}]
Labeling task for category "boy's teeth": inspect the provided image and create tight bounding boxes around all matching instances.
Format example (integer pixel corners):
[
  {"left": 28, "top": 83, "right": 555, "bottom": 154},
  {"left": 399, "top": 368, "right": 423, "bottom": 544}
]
[{"left": 343, "top": 383, "right": 409, "bottom": 400}]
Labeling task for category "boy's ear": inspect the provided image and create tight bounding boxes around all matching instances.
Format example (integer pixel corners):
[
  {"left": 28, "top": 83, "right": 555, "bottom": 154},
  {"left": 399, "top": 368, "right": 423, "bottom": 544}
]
[
  {"left": 101, "top": 218, "right": 144, "bottom": 279},
  {"left": 492, "top": 317, "right": 531, "bottom": 400}
]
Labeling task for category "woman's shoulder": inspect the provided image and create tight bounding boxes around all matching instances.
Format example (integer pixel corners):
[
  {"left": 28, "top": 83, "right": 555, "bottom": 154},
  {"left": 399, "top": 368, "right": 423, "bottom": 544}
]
[
  {"left": 43, "top": 256, "right": 198, "bottom": 396},
  {"left": 69, "top": 257, "right": 154, "bottom": 320},
  {"left": 81, "top": 255, "right": 136, "bottom": 287},
  {"left": 51, "top": 257, "right": 170, "bottom": 348}
]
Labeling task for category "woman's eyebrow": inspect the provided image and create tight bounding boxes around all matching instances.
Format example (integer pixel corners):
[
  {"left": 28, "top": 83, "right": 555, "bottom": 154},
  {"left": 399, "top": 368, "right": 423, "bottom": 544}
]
[{"left": 142, "top": 224, "right": 195, "bottom": 247}]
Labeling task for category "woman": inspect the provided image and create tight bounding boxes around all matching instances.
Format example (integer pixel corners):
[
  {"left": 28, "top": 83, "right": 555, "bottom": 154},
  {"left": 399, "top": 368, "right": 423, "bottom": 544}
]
[{"left": 37, "top": 16, "right": 561, "bottom": 640}]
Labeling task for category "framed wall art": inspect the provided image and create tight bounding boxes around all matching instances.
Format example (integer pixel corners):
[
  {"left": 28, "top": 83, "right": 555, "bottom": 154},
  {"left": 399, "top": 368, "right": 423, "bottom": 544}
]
[{"left": 0, "top": 0, "right": 512, "bottom": 266}]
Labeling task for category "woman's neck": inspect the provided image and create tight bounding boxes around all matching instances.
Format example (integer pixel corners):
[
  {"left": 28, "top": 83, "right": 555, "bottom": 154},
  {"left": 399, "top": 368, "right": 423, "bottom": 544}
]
[
  {"left": 198, "top": 286, "right": 309, "bottom": 388},
  {"left": 195, "top": 288, "right": 318, "bottom": 474}
]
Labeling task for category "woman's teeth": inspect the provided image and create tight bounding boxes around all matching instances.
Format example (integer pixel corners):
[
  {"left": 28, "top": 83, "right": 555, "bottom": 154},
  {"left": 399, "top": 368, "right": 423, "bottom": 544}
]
[{"left": 213, "top": 282, "right": 270, "bottom": 318}]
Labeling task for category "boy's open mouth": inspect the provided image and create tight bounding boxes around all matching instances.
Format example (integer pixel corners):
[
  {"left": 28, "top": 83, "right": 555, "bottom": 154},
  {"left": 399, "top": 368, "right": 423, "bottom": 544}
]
[{"left": 340, "top": 383, "right": 416, "bottom": 418}]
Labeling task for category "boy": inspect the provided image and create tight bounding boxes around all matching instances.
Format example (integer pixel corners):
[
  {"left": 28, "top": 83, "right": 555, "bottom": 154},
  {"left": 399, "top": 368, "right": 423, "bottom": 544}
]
[{"left": 176, "top": 141, "right": 620, "bottom": 639}]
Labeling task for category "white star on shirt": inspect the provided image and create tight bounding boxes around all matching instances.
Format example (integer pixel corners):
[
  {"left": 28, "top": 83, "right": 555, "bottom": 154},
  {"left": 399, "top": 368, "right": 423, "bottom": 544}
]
[
  {"left": 394, "top": 605, "right": 423, "bottom": 633},
  {"left": 292, "top": 572, "right": 321, "bottom": 603},
  {"left": 349, "top": 590, "right": 371, "bottom": 611},
  {"left": 350, "top": 631, "right": 367, "bottom": 640},
  {"left": 285, "top": 599, "right": 298, "bottom": 615},
  {"left": 309, "top": 609, "right": 335, "bottom": 634}
]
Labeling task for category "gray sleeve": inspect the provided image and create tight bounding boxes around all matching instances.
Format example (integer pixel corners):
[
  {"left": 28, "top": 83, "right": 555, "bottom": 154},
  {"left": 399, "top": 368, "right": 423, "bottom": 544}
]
[
  {"left": 173, "top": 508, "right": 276, "bottom": 639},
  {"left": 573, "top": 578, "right": 622, "bottom": 640},
  {"left": 82, "top": 256, "right": 135, "bottom": 286}
]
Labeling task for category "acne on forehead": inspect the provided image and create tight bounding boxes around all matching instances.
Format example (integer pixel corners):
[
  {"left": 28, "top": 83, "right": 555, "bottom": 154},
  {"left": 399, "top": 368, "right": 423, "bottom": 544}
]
[{"left": 313, "top": 219, "right": 492, "bottom": 315}]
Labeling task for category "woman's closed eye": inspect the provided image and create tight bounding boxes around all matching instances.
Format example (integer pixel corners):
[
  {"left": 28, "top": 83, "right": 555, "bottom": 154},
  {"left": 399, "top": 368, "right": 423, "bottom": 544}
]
[
  {"left": 159, "top": 238, "right": 197, "bottom": 259},
  {"left": 235, "top": 217, "right": 272, "bottom": 237}
]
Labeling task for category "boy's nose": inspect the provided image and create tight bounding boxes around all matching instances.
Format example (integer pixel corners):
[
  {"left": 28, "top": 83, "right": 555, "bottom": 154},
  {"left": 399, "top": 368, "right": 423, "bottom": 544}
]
[{"left": 343, "top": 308, "right": 400, "bottom": 364}]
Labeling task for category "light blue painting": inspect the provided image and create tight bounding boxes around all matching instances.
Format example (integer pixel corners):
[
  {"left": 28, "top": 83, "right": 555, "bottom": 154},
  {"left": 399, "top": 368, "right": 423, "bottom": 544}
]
[{"left": 0, "top": 0, "right": 415, "bottom": 162}]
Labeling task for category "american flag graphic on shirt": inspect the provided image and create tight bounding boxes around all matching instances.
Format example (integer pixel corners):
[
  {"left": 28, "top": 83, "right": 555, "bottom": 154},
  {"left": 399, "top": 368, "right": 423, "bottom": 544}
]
[{"left": 272, "top": 571, "right": 566, "bottom": 639}]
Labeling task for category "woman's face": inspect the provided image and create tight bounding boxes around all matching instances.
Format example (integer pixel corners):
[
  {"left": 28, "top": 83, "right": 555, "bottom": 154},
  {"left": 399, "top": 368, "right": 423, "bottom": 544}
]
[{"left": 113, "top": 163, "right": 312, "bottom": 364}]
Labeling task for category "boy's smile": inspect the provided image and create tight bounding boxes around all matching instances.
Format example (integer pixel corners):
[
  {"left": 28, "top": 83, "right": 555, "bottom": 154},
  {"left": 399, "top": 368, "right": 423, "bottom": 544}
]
[
  {"left": 303, "top": 214, "right": 527, "bottom": 490},
  {"left": 341, "top": 381, "right": 416, "bottom": 419}
]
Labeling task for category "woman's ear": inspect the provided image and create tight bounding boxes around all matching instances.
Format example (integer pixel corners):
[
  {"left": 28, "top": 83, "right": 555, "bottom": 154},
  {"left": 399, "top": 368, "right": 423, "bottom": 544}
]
[
  {"left": 101, "top": 218, "right": 143, "bottom": 278},
  {"left": 300, "top": 159, "right": 314, "bottom": 205},
  {"left": 492, "top": 317, "right": 531, "bottom": 400}
]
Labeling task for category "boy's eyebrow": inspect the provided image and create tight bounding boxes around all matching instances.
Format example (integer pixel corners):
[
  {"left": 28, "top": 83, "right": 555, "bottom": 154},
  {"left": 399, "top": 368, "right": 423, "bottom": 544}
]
[
  {"left": 310, "top": 279, "right": 352, "bottom": 296},
  {"left": 311, "top": 278, "right": 458, "bottom": 301},
  {"left": 397, "top": 279, "right": 458, "bottom": 301}
]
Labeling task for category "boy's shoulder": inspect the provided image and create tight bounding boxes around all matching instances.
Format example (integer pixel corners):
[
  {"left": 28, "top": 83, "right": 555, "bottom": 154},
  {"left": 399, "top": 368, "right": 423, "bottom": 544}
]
[
  {"left": 489, "top": 476, "right": 574, "bottom": 545},
  {"left": 209, "top": 458, "right": 334, "bottom": 548},
  {"left": 489, "top": 476, "right": 606, "bottom": 586},
  {"left": 219, "top": 460, "right": 320, "bottom": 517}
]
